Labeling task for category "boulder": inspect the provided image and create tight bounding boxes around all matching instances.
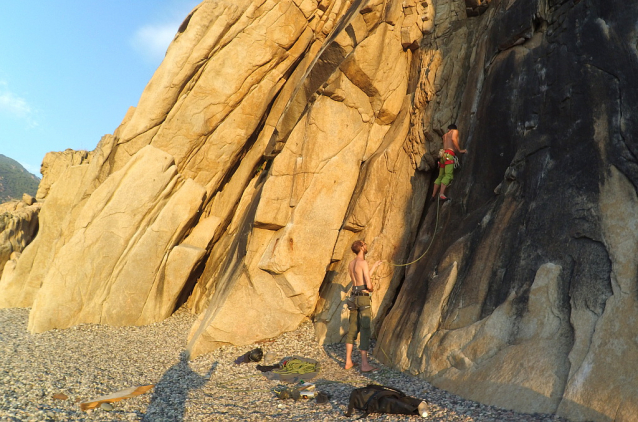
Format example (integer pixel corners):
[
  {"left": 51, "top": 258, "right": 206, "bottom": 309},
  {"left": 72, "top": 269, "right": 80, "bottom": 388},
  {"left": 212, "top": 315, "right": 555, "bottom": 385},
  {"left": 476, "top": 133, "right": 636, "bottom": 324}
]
[
  {"left": 21, "top": 194, "right": 35, "bottom": 206},
  {"left": 0, "top": 136, "right": 117, "bottom": 309},
  {"left": 27, "top": 145, "right": 206, "bottom": 332},
  {"left": 0, "top": 251, "right": 21, "bottom": 288},
  {"left": 0, "top": 201, "right": 40, "bottom": 290},
  {"left": 36, "top": 149, "right": 91, "bottom": 201}
]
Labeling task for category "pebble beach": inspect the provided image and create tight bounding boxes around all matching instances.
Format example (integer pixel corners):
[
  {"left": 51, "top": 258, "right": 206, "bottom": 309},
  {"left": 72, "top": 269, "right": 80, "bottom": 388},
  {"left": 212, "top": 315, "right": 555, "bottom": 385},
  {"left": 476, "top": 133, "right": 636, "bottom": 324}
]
[{"left": 0, "top": 307, "right": 569, "bottom": 421}]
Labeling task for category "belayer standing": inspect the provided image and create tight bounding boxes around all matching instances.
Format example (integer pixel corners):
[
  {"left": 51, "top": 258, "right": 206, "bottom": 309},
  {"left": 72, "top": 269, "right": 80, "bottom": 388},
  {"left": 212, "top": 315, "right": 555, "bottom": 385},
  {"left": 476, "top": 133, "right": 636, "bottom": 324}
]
[
  {"left": 431, "top": 124, "right": 467, "bottom": 201},
  {"left": 344, "top": 240, "right": 382, "bottom": 372}
]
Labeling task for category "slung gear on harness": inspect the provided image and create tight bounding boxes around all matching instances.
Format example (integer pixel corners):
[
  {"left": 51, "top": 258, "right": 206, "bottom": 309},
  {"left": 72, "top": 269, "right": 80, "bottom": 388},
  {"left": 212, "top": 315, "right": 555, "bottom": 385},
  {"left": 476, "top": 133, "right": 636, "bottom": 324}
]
[
  {"left": 346, "top": 285, "right": 371, "bottom": 310},
  {"left": 439, "top": 148, "right": 459, "bottom": 168},
  {"left": 346, "top": 298, "right": 371, "bottom": 311}
]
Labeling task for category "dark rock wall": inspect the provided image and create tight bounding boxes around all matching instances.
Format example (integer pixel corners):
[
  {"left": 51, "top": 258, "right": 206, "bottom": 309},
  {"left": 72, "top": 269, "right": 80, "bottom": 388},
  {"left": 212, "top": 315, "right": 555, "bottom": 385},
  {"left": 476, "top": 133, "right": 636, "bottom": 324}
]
[{"left": 376, "top": 0, "right": 638, "bottom": 420}]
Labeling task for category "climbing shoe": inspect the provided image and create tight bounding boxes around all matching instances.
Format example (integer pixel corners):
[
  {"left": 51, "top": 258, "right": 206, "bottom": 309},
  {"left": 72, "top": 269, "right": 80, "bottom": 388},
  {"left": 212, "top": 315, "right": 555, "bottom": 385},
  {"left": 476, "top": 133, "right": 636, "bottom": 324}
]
[
  {"left": 315, "top": 391, "right": 330, "bottom": 404},
  {"left": 234, "top": 347, "right": 264, "bottom": 364}
]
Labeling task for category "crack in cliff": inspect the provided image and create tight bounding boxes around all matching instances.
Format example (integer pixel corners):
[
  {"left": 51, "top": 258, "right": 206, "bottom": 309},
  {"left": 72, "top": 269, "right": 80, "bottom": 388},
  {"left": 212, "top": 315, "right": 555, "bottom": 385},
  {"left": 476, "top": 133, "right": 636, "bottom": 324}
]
[
  {"left": 135, "top": 252, "right": 170, "bottom": 324},
  {"left": 118, "top": 123, "right": 165, "bottom": 148},
  {"left": 187, "top": 177, "right": 267, "bottom": 353},
  {"left": 171, "top": 91, "right": 282, "bottom": 309},
  {"left": 584, "top": 63, "right": 621, "bottom": 92},
  {"left": 176, "top": 43, "right": 299, "bottom": 178},
  {"left": 94, "top": 177, "right": 182, "bottom": 316},
  {"left": 556, "top": 233, "right": 613, "bottom": 410},
  {"left": 150, "top": 2, "right": 289, "bottom": 154},
  {"left": 265, "top": 0, "right": 370, "bottom": 156},
  {"left": 126, "top": 4, "right": 267, "bottom": 150},
  {"left": 204, "top": 2, "right": 279, "bottom": 64},
  {"left": 317, "top": 125, "right": 369, "bottom": 170},
  {"left": 583, "top": 62, "right": 638, "bottom": 195}
]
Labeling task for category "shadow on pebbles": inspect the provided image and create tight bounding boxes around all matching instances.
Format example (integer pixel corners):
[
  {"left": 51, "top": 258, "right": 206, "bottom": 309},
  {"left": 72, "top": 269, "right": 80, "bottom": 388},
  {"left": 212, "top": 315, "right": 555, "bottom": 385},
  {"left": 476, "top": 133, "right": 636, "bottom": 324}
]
[{"left": 0, "top": 307, "right": 569, "bottom": 421}]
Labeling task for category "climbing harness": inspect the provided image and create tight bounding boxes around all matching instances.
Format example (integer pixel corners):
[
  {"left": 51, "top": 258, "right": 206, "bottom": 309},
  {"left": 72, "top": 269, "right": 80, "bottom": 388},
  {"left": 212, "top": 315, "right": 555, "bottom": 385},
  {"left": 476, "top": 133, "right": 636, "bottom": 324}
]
[
  {"left": 346, "top": 285, "right": 372, "bottom": 311},
  {"left": 439, "top": 148, "right": 460, "bottom": 169}
]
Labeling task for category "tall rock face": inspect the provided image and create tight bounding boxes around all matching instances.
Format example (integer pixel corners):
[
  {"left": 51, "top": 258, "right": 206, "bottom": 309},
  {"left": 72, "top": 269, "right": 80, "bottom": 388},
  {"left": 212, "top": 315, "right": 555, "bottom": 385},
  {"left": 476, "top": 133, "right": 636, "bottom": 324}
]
[
  {"left": 0, "top": 149, "right": 92, "bottom": 308},
  {"left": 374, "top": 0, "right": 638, "bottom": 421},
  {"left": 0, "top": 0, "right": 431, "bottom": 337},
  {"left": 1, "top": 0, "right": 636, "bottom": 420}
]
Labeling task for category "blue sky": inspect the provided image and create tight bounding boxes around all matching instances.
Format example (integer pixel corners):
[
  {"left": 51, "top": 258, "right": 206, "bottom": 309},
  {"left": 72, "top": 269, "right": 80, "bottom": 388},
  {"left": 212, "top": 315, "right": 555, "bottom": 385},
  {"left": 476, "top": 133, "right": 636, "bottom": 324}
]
[{"left": 0, "top": 1, "right": 200, "bottom": 176}]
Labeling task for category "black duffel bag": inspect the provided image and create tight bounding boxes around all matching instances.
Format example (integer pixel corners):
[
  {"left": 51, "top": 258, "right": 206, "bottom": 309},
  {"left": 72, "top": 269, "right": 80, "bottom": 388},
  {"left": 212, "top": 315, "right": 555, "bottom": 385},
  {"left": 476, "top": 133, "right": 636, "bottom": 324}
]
[{"left": 344, "top": 384, "right": 428, "bottom": 418}]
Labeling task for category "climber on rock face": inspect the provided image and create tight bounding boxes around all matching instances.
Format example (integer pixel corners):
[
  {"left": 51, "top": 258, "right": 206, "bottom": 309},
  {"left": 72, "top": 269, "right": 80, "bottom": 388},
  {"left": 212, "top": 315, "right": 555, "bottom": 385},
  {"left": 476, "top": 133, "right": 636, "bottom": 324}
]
[{"left": 431, "top": 124, "right": 467, "bottom": 202}]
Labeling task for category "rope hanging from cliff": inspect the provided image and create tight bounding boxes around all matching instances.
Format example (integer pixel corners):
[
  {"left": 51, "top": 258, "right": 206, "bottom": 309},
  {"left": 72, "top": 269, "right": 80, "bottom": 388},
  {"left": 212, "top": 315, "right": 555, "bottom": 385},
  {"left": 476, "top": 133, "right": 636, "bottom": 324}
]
[{"left": 387, "top": 195, "right": 442, "bottom": 268}]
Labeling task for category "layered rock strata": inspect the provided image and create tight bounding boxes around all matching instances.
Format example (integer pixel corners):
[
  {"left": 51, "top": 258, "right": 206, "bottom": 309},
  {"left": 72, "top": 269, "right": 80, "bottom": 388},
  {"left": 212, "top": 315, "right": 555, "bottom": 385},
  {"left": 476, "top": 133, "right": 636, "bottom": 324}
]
[{"left": 1, "top": 0, "right": 637, "bottom": 421}]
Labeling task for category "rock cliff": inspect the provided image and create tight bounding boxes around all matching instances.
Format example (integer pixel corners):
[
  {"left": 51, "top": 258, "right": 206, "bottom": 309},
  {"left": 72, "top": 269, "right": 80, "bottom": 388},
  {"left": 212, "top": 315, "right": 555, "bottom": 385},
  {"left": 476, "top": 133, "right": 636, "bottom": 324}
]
[
  {"left": 0, "top": 199, "right": 41, "bottom": 294},
  {"left": 372, "top": 0, "right": 638, "bottom": 420},
  {"left": 1, "top": 0, "right": 636, "bottom": 421}
]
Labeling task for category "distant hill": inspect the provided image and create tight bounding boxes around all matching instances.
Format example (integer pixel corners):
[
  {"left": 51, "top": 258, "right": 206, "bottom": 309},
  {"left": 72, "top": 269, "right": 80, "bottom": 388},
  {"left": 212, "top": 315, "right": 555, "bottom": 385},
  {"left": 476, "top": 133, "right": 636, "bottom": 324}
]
[{"left": 0, "top": 154, "right": 40, "bottom": 203}]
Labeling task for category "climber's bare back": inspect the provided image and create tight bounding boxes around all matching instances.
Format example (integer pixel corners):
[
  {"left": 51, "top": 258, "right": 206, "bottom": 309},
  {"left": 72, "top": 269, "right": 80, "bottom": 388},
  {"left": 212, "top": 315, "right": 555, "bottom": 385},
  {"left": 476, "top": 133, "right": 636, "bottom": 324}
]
[
  {"left": 443, "top": 129, "right": 458, "bottom": 151},
  {"left": 348, "top": 258, "right": 367, "bottom": 287}
]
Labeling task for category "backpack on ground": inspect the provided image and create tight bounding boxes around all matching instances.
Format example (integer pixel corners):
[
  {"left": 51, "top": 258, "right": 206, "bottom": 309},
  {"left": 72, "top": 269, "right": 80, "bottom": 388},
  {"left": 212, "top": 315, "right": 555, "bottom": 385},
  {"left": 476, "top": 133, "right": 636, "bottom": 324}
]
[{"left": 344, "top": 384, "right": 428, "bottom": 418}]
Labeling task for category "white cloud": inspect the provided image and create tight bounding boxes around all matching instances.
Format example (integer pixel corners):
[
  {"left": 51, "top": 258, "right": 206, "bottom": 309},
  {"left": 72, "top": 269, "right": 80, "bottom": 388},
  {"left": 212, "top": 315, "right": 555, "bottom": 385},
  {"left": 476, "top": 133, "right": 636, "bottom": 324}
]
[
  {"left": 130, "top": 22, "right": 180, "bottom": 63},
  {"left": 0, "top": 81, "right": 37, "bottom": 126},
  {"left": 0, "top": 82, "right": 31, "bottom": 118}
]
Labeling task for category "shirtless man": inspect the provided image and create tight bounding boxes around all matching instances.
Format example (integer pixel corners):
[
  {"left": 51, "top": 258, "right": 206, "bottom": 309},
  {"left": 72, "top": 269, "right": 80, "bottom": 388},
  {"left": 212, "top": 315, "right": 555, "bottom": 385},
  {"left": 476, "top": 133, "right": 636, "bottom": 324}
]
[
  {"left": 431, "top": 124, "right": 467, "bottom": 201},
  {"left": 344, "top": 240, "right": 383, "bottom": 372}
]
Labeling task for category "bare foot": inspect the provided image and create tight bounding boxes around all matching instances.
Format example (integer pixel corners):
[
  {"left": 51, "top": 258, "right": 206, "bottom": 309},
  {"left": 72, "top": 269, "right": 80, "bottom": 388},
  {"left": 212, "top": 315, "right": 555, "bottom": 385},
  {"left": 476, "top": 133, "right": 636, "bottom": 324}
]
[
  {"left": 344, "top": 362, "right": 356, "bottom": 370},
  {"left": 361, "top": 364, "right": 378, "bottom": 373}
]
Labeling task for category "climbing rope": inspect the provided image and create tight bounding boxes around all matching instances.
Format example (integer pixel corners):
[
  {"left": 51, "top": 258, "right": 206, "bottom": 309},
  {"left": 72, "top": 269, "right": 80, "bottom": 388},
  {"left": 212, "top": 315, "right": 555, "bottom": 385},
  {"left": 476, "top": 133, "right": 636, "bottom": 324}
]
[
  {"left": 271, "top": 359, "right": 319, "bottom": 376},
  {"left": 383, "top": 195, "right": 443, "bottom": 269}
]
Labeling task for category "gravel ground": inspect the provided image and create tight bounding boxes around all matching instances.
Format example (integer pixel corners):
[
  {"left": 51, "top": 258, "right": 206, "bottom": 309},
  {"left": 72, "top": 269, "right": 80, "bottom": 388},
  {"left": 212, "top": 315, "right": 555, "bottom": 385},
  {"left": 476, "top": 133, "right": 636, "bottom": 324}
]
[{"left": 0, "top": 307, "right": 570, "bottom": 421}]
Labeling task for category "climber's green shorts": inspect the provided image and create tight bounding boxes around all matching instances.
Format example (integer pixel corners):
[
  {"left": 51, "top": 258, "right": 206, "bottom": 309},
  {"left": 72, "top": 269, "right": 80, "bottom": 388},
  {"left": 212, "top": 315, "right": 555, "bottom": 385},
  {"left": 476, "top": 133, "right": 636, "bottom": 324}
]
[
  {"left": 345, "top": 295, "right": 371, "bottom": 351},
  {"left": 434, "top": 163, "right": 454, "bottom": 186}
]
